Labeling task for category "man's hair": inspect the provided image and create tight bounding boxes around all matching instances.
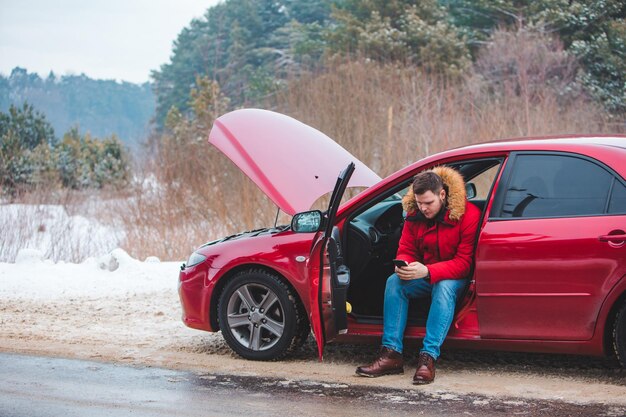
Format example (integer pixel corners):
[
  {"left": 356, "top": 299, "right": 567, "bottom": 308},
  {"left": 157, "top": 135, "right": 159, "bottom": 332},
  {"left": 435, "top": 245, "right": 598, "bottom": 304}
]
[{"left": 412, "top": 171, "right": 444, "bottom": 195}]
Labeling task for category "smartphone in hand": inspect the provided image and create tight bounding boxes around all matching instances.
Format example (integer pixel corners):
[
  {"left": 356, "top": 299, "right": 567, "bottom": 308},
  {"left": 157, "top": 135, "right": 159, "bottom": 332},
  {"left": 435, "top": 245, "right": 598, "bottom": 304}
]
[{"left": 392, "top": 259, "right": 409, "bottom": 268}]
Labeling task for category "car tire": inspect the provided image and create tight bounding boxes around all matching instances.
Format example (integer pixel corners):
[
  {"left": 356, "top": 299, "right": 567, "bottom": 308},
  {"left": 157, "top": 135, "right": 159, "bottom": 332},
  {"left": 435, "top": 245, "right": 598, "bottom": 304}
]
[
  {"left": 614, "top": 301, "right": 626, "bottom": 368},
  {"left": 218, "top": 269, "right": 308, "bottom": 361}
]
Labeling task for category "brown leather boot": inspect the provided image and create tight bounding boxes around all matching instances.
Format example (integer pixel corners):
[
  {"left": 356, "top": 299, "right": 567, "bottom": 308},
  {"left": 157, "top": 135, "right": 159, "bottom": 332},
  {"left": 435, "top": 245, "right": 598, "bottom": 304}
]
[
  {"left": 356, "top": 347, "right": 404, "bottom": 377},
  {"left": 412, "top": 352, "right": 436, "bottom": 384}
]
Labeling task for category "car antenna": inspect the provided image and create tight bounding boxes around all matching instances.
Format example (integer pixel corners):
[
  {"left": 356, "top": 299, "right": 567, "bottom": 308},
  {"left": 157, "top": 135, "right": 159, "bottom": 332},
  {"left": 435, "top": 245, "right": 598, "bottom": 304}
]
[{"left": 274, "top": 207, "right": 280, "bottom": 228}]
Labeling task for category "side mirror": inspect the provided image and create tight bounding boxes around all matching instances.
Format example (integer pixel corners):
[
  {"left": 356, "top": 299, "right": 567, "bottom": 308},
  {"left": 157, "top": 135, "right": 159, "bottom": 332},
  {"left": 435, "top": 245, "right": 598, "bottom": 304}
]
[
  {"left": 466, "top": 183, "right": 477, "bottom": 200},
  {"left": 291, "top": 210, "right": 323, "bottom": 233}
]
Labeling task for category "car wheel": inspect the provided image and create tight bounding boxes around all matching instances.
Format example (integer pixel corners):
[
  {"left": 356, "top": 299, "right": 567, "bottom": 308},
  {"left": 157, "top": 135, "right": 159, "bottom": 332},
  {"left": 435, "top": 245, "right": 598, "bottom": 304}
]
[
  {"left": 614, "top": 301, "right": 626, "bottom": 368},
  {"left": 218, "top": 269, "right": 308, "bottom": 361}
]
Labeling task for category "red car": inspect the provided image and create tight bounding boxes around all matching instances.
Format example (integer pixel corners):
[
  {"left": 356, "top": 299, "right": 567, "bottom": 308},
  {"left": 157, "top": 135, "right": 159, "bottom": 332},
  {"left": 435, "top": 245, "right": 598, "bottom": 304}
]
[{"left": 178, "top": 109, "right": 626, "bottom": 365}]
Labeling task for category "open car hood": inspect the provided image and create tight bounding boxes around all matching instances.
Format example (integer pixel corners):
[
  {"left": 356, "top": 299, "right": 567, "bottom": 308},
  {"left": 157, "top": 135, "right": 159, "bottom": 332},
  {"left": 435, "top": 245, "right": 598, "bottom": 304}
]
[{"left": 208, "top": 109, "right": 381, "bottom": 215}]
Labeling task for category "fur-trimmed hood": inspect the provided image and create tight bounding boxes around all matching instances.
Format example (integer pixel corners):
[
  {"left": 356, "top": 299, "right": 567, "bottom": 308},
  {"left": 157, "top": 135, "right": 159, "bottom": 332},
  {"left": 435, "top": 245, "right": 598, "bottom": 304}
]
[{"left": 402, "top": 166, "right": 467, "bottom": 222}]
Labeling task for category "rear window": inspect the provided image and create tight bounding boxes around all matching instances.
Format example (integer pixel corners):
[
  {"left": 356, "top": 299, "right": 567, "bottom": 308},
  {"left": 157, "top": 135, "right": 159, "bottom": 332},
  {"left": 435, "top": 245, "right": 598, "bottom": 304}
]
[{"left": 501, "top": 154, "right": 613, "bottom": 218}]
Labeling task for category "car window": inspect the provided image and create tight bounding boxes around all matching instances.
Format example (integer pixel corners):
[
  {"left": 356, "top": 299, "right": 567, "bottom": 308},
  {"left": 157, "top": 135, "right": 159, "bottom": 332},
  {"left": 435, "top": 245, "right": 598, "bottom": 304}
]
[
  {"left": 470, "top": 165, "right": 499, "bottom": 200},
  {"left": 609, "top": 179, "right": 626, "bottom": 214},
  {"left": 501, "top": 154, "right": 612, "bottom": 218}
]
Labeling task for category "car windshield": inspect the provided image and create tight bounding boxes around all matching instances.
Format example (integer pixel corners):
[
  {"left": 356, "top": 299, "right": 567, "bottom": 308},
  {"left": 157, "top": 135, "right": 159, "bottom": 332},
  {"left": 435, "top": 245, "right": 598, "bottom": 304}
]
[{"left": 351, "top": 192, "right": 402, "bottom": 221}]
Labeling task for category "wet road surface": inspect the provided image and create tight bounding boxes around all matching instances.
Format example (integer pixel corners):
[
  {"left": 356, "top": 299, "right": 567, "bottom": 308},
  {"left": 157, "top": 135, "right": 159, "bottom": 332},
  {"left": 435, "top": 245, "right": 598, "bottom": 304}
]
[{"left": 1, "top": 353, "right": 623, "bottom": 417}]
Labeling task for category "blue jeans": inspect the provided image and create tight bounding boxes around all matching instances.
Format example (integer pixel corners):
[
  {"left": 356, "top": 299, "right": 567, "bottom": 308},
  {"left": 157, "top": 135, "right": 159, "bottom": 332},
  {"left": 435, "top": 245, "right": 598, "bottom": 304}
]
[{"left": 381, "top": 273, "right": 468, "bottom": 360}]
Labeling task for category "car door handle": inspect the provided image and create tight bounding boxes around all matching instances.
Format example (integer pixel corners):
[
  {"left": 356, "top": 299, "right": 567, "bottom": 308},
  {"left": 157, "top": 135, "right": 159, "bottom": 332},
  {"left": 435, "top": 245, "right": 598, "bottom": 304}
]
[{"left": 598, "top": 232, "right": 626, "bottom": 243}]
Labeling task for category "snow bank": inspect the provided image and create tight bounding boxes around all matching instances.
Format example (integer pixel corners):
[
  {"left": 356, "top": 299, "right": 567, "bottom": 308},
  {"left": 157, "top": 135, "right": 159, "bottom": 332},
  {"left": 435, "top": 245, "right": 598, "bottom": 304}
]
[
  {"left": 0, "top": 203, "right": 124, "bottom": 263},
  {"left": 0, "top": 248, "right": 181, "bottom": 301}
]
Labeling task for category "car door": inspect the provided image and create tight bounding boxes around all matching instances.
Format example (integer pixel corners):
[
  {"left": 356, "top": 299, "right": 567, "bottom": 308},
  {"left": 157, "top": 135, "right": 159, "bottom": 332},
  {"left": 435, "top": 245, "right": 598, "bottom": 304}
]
[
  {"left": 475, "top": 152, "right": 626, "bottom": 340},
  {"left": 308, "top": 162, "right": 354, "bottom": 360}
]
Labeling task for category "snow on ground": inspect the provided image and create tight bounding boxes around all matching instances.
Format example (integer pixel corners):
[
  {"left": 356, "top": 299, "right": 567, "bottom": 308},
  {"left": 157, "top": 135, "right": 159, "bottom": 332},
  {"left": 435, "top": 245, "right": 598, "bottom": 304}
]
[
  {"left": 3, "top": 248, "right": 173, "bottom": 300},
  {"left": 0, "top": 247, "right": 214, "bottom": 363},
  {"left": 0, "top": 204, "right": 123, "bottom": 263}
]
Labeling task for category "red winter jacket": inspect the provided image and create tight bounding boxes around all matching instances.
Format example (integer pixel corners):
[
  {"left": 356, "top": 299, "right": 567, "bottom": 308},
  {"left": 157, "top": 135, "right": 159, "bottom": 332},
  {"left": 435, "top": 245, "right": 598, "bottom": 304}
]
[
  {"left": 395, "top": 201, "right": 480, "bottom": 284},
  {"left": 395, "top": 166, "right": 481, "bottom": 284}
]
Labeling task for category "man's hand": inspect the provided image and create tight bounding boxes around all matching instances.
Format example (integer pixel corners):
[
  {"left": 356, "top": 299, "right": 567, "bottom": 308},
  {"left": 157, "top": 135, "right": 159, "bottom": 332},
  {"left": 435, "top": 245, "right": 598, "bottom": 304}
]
[{"left": 395, "top": 261, "right": 429, "bottom": 280}]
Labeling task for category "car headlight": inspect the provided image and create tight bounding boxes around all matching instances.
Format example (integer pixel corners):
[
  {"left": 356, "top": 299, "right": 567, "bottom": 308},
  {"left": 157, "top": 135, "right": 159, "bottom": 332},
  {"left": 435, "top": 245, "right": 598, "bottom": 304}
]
[{"left": 186, "top": 252, "right": 207, "bottom": 268}]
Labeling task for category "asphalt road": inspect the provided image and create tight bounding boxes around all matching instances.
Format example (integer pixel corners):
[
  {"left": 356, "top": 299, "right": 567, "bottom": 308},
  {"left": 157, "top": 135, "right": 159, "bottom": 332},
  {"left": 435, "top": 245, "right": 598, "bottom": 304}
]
[{"left": 0, "top": 353, "right": 623, "bottom": 417}]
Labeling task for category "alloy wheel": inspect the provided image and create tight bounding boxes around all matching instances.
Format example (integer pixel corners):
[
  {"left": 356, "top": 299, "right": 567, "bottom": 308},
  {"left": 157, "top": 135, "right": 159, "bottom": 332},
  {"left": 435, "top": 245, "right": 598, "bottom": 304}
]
[{"left": 226, "top": 283, "right": 285, "bottom": 351}]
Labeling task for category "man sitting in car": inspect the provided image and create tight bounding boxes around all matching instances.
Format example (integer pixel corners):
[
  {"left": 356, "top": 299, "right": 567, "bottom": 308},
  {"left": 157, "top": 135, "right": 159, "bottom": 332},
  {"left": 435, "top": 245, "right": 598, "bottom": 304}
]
[{"left": 356, "top": 166, "right": 480, "bottom": 384}]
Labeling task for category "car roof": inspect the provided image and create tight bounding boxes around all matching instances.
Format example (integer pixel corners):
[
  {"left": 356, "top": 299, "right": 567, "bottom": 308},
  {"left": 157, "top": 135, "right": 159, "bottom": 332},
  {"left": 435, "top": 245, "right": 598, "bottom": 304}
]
[
  {"left": 415, "top": 135, "right": 626, "bottom": 174},
  {"left": 452, "top": 134, "right": 626, "bottom": 152},
  {"left": 438, "top": 135, "right": 626, "bottom": 177}
]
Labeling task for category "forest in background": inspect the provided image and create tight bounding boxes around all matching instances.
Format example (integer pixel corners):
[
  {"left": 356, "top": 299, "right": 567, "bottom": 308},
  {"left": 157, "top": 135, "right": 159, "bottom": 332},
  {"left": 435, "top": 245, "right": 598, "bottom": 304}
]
[
  {"left": 1, "top": 0, "right": 626, "bottom": 262},
  {"left": 153, "top": 0, "right": 626, "bottom": 125},
  {"left": 0, "top": 103, "right": 129, "bottom": 196},
  {"left": 0, "top": 67, "right": 154, "bottom": 149}
]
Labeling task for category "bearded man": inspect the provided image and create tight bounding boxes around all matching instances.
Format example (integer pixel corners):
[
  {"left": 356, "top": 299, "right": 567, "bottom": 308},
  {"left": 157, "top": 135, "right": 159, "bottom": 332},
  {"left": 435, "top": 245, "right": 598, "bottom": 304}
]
[{"left": 356, "top": 167, "right": 480, "bottom": 384}]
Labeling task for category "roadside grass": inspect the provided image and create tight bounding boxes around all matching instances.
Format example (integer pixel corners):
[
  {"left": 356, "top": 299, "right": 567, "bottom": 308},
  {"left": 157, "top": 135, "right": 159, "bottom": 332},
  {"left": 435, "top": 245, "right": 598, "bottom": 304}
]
[{"left": 274, "top": 59, "right": 613, "bottom": 178}]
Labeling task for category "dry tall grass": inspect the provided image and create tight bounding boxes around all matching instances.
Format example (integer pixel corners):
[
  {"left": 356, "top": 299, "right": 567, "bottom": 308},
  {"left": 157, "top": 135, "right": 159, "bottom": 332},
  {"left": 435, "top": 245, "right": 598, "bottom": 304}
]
[{"left": 275, "top": 59, "right": 612, "bottom": 179}]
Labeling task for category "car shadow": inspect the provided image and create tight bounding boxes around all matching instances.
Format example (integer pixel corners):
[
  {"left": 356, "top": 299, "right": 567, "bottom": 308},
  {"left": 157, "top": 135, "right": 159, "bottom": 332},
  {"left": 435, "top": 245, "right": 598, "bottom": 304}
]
[
  {"left": 289, "top": 338, "right": 626, "bottom": 385},
  {"left": 185, "top": 333, "right": 625, "bottom": 385}
]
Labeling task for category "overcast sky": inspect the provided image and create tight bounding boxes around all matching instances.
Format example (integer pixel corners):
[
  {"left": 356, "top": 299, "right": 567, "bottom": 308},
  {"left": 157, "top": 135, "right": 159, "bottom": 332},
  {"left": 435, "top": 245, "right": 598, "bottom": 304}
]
[{"left": 0, "top": 0, "right": 219, "bottom": 84}]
